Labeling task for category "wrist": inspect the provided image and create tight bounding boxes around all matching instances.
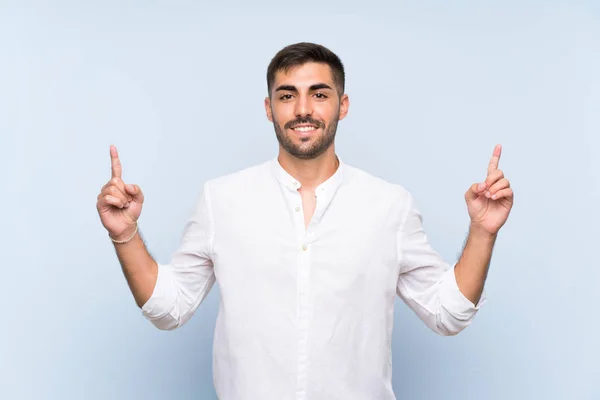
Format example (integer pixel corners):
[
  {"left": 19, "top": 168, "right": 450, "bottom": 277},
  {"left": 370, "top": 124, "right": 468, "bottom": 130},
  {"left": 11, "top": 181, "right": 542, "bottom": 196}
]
[
  {"left": 110, "top": 223, "right": 139, "bottom": 244},
  {"left": 468, "top": 223, "right": 497, "bottom": 241}
]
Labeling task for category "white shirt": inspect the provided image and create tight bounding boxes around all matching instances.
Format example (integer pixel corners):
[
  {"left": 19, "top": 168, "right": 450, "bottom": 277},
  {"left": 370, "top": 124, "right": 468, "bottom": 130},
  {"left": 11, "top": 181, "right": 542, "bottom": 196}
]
[{"left": 141, "top": 157, "right": 486, "bottom": 400}]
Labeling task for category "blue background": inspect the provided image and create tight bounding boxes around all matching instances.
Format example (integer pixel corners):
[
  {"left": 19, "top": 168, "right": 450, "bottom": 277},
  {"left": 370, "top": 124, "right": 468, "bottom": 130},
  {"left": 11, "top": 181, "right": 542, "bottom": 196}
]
[{"left": 1, "top": 1, "right": 598, "bottom": 399}]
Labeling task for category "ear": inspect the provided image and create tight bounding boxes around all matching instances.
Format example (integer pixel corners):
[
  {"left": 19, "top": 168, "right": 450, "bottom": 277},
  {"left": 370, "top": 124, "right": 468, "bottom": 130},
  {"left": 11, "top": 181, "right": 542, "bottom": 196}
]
[
  {"left": 264, "top": 97, "right": 273, "bottom": 122},
  {"left": 338, "top": 94, "right": 350, "bottom": 121}
]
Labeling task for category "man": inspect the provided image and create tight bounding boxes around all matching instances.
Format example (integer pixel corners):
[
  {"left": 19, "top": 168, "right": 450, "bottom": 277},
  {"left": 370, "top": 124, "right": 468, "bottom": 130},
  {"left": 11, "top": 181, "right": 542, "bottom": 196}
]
[{"left": 96, "top": 42, "right": 513, "bottom": 399}]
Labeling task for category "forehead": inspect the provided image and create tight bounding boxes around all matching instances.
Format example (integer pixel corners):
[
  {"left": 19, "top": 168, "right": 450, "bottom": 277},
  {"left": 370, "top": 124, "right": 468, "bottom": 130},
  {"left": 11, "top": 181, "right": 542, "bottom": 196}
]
[{"left": 273, "top": 62, "right": 335, "bottom": 88}]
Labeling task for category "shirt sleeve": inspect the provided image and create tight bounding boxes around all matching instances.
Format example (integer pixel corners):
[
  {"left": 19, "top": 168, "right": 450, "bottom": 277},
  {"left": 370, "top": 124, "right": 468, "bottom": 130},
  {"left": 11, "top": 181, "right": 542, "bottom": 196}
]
[
  {"left": 141, "top": 182, "right": 217, "bottom": 331},
  {"left": 396, "top": 193, "right": 486, "bottom": 336}
]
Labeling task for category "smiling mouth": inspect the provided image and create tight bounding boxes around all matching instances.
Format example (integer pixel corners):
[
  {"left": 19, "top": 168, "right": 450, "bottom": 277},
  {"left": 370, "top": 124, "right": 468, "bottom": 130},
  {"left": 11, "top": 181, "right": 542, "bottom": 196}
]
[{"left": 291, "top": 125, "right": 319, "bottom": 133}]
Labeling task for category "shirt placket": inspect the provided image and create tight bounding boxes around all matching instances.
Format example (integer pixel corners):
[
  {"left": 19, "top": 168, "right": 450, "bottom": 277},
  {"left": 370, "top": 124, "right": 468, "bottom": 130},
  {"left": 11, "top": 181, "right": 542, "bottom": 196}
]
[
  {"left": 290, "top": 183, "right": 328, "bottom": 400},
  {"left": 285, "top": 183, "right": 306, "bottom": 400}
]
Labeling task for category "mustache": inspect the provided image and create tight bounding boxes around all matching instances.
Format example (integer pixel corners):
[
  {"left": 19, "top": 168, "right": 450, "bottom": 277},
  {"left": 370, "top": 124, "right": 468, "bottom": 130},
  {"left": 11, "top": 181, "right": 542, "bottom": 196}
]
[{"left": 284, "top": 117, "right": 326, "bottom": 130}]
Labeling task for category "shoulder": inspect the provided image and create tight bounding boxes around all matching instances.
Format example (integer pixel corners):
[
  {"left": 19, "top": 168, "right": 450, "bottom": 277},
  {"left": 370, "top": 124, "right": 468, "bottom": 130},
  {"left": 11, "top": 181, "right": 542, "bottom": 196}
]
[
  {"left": 203, "top": 159, "right": 272, "bottom": 195},
  {"left": 340, "top": 163, "right": 417, "bottom": 225},
  {"left": 343, "top": 163, "right": 414, "bottom": 203}
]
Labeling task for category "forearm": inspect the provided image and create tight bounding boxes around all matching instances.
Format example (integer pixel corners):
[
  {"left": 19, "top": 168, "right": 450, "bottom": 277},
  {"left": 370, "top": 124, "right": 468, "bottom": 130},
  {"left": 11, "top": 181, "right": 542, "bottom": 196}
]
[
  {"left": 112, "top": 229, "right": 158, "bottom": 308},
  {"left": 454, "top": 224, "right": 497, "bottom": 305}
]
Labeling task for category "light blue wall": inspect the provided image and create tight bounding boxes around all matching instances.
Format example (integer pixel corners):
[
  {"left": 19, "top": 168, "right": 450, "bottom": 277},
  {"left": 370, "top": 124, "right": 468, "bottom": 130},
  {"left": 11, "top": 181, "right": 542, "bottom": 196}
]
[{"left": 1, "top": 1, "right": 598, "bottom": 399}]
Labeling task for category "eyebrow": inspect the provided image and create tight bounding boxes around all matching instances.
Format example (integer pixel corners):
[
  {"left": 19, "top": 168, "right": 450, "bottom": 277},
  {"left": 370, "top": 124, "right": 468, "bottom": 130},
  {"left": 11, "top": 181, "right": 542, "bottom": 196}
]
[{"left": 275, "top": 83, "right": 333, "bottom": 92}]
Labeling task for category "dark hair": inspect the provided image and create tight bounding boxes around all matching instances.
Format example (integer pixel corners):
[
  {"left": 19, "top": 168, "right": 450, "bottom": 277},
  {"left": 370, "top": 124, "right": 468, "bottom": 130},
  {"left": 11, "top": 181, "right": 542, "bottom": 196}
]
[{"left": 266, "top": 42, "right": 345, "bottom": 97}]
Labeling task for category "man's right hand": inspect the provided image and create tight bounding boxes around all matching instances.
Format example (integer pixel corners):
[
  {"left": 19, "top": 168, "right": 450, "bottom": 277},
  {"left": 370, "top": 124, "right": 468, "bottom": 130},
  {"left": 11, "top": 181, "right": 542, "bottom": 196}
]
[{"left": 96, "top": 145, "right": 144, "bottom": 241}]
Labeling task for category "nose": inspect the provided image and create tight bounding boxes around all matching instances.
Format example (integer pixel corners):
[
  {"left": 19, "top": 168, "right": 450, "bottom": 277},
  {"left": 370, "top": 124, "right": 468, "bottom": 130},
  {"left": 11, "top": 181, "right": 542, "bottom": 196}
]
[{"left": 294, "top": 94, "right": 312, "bottom": 117}]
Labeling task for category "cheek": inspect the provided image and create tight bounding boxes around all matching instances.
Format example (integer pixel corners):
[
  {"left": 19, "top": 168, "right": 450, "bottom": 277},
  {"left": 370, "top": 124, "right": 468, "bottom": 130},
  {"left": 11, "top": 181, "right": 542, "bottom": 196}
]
[
  {"left": 272, "top": 107, "right": 294, "bottom": 126},
  {"left": 316, "top": 102, "right": 338, "bottom": 120}
]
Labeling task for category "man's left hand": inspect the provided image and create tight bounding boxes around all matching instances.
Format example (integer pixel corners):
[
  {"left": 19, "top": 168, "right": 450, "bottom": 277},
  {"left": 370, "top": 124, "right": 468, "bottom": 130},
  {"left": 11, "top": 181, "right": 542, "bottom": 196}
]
[{"left": 465, "top": 144, "right": 514, "bottom": 236}]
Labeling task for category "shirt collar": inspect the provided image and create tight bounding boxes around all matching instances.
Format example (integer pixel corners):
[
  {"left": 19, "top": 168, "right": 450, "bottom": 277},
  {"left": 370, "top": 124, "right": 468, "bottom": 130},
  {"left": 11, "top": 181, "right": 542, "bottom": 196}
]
[{"left": 270, "top": 155, "right": 345, "bottom": 194}]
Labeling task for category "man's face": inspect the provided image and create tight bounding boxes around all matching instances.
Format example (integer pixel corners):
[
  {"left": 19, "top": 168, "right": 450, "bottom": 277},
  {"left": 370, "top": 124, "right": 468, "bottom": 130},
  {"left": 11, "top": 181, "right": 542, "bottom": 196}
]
[{"left": 265, "top": 62, "right": 349, "bottom": 160}]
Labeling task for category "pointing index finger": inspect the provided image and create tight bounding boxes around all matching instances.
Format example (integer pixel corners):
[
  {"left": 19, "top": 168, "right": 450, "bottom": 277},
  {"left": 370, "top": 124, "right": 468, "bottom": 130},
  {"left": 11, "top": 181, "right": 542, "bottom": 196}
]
[
  {"left": 110, "top": 145, "right": 122, "bottom": 179},
  {"left": 487, "top": 144, "right": 502, "bottom": 175}
]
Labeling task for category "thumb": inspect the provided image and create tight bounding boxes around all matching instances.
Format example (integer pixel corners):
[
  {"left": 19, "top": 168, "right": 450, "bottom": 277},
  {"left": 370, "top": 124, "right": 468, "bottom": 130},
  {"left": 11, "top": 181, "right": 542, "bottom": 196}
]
[
  {"left": 465, "top": 182, "right": 486, "bottom": 203},
  {"left": 125, "top": 184, "right": 144, "bottom": 203}
]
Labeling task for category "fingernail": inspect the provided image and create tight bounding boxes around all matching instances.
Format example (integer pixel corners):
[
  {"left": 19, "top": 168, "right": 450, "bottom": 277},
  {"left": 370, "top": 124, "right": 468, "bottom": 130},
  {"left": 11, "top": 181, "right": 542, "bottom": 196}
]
[
  {"left": 478, "top": 183, "right": 486, "bottom": 191},
  {"left": 492, "top": 194, "right": 497, "bottom": 200},
  {"left": 127, "top": 184, "right": 134, "bottom": 191},
  {"left": 485, "top": 191, "right": 491, "bottom": 198}
]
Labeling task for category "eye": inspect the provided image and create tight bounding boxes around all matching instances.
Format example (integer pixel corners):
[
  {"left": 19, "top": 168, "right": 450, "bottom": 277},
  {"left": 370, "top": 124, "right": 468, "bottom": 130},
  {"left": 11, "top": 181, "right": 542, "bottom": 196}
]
[
  {"left": 279, "top": 94, "right": 293, "bottom": 101},
  {"left": 314, "top": 92, "right": 328, "bottom": 99}
]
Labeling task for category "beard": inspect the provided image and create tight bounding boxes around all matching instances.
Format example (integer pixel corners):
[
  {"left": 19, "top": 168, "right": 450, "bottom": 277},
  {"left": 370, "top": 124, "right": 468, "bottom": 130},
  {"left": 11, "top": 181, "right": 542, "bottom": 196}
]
[{"left": 272, "top": 109, "right": 339, "bottom": 160}]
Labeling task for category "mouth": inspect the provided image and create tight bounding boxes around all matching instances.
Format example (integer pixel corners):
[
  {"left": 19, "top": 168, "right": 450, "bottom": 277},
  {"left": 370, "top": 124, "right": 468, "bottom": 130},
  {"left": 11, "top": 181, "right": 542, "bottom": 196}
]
[{"left": 289, "top": 124, "right": 320, "bottom": 135}]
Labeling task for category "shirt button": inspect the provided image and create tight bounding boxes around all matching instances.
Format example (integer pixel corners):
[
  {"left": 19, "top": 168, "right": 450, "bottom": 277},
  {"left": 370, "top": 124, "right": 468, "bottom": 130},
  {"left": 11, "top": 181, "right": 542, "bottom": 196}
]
[
  {"left": 295, "top": 206, "right": 300, "bottom": 212},
  {"left": 302, "top": 244, "right": 308, "bottom": 251}
]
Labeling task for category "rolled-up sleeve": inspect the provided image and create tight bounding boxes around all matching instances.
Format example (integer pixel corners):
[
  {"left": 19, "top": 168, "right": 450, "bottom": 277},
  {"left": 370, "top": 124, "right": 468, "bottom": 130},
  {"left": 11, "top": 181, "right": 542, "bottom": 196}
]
[
  {"left": 396, "top": 193, "right": 486, "bottom": 336},
  {"left": 141, "top": 182, "right": 216, "bottom": 331}
]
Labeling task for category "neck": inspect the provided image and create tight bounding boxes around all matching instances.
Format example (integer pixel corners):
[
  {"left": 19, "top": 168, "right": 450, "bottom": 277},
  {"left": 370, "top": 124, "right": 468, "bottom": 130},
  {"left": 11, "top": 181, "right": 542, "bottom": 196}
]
[{"left": 277, "top": 147, "right": 339, "bottom": 191}]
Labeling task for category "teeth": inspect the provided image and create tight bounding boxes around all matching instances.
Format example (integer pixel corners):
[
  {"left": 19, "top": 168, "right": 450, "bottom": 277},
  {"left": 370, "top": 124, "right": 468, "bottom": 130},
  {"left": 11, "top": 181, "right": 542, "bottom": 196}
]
[{"left": 293, "top": 126, "right": 317, "bottom": 132}]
